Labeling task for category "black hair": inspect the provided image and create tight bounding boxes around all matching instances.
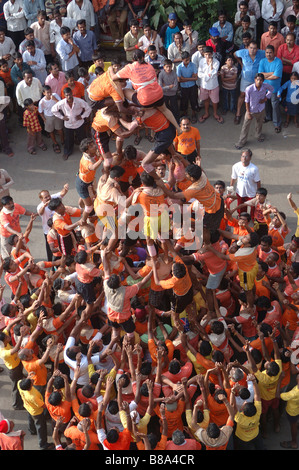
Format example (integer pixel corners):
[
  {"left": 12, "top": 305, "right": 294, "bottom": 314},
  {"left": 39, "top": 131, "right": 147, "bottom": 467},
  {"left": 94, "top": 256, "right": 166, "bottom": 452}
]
[
  {"left": 60, "top": 26, "right": 70, "bottom": 36},
  {"left": 168, "top": 360, "right": 181, "bottom": 375},
  {"left": 79, "top": 403, "right": 92, "bottom": 418},
  {"left": 207, "top": 422, "right": 220, "bottom": 439},
  {"left": 48, "top": 391, "right": 62, "bottom": 406},
  {"left": 199, "top": 340, "right": 212, "bottom": 357},
  {"left": 185, "top": 164, "right": 202, "bottom": 181},
  {"left": 110, "top": 166, "right": 125, "bottom": 179},
  {"left": 172, "top": 262, "right": 186, "bottom": 278},
  {"left": 74, "top": 250, "right": 88, "bottom": 264},
  {"left": 243, "top": 402, "right": 257, "bottom": 417},
  {"left": 106, "top": 429, "right": 119, "bottom": 443},
  {"left": 260, "top": 234, "right": 272, "bottom": 246},
  {"left": 258, "top": 260, "right": 269, "bottom": 273},
  {"left": 140, "top": 171, "right": 155, "bottom": 187},
  {"left": 211, "top": 320, "right": 224, "bottom": 335},
  {"left": 107, "top": 274, "right": 121, "bottom": 290}
]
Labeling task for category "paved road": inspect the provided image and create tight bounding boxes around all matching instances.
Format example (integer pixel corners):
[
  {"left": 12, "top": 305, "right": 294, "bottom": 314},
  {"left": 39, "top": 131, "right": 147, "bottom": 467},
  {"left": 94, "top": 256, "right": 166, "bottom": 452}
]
[{"left": 0, "top": 105, "right": 299, "bottom": 450}]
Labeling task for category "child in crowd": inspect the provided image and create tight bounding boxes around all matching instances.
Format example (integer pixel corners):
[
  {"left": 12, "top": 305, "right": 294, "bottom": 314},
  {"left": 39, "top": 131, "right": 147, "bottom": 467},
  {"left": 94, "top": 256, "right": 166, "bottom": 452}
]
[
  {"left": 277, "top": 71, "right": 299, "bottom": 128},
  {"left": 38, "top": 85, "right": 64, "bottom": 154},
  {"left": 158, "top": 59, "right": 180, "bottom": 124},
  {"left": 220, "top": 54, "right": 238, "bottom": 114},
  {"left": 78, "top": 67, "right": 96, "bottom": 89},
  {"left": 23, "top": 98, "right": 47, "bottom": 155}
]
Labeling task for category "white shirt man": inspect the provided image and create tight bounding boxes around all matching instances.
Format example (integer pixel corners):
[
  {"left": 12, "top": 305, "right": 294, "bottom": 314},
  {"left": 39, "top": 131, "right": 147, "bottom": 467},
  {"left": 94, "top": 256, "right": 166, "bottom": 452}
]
[
  {"left": 15, "top": 75, "right": 43, "bottom": 108},
  {"left": 3, "top": 0, "right": 27, "bottom": 34},
  {"left": 230, "top": 151, "right": 261, "bottom": 199},
  {"left": 66, "top": 0, "right": 96, "bottom": 31}
]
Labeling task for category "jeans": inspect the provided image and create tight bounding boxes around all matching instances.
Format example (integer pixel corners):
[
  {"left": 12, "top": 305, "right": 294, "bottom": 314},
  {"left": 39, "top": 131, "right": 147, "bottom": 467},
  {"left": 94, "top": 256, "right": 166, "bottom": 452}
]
[
  {"left": 222, "top": 88, "right": 237, "bottom": 112},
  {"left": 265, "top": 92, "right": 282, "bottom": 128}
]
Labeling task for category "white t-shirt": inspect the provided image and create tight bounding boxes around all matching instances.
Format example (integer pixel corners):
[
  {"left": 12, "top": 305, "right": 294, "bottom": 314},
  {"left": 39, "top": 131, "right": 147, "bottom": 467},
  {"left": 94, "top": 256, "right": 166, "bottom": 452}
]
[
  {"left": 37, "top": 191, "right": 62, "bottom": 234},
  {"left": 231, "top": 161, "right": 261, "bottom": 198},
  {"left": 38, "top": 94, "right": 61, "bottom": 117}
]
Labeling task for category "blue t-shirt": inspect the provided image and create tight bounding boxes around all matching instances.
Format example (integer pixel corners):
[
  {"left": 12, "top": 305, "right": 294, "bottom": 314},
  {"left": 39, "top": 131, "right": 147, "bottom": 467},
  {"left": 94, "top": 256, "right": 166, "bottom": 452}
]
[
  {"left": 164, "top": 25, "right": 180, "bottom": 49},
  {"left": 235, "top": 49, "right": 266, "bottom": 83},
  {"left": 258, "top": 57, "right": 283, "bottom": 93},
  {"left": 176, "top": 61, "right": 197, "bottom": 88}
]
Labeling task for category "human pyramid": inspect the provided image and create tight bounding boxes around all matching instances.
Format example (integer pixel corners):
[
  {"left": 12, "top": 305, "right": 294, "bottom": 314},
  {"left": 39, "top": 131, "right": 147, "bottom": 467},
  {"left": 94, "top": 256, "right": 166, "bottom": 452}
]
[{"left": 0, "top": 0, "right": 299, "bottom": 452}]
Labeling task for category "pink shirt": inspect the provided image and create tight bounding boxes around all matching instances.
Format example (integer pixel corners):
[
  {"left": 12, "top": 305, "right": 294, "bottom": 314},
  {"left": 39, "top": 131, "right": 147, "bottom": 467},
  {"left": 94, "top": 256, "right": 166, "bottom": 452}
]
[
  {"left": 44, "top": 71, "right": 67, "bottom": 96},
  {"left": 193, "top": 242, "right": 227, "bottom": 274}
]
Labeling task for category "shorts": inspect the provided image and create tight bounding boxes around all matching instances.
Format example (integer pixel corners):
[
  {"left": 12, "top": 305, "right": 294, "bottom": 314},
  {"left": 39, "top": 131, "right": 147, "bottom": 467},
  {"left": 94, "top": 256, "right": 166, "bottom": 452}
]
[
  {"left": 131, "top": 92, "right": 164, "bottom": 108},
  {"left": 153, "top": 123, "right": 176, "bottom": 155},
  {"left": 206, "top": 264, "right": 227, "bottom": 290},
  {"left": 200, "top": 86, "right": 219, "bottom": 103},
  {"left": 75, "top": 278, "right": 99, "bottom": 304},
  {"left": 240, "top": 78, "right": 253, "bottom": 93},
  {"left": 171, "top": 286, "right": 193, "bottom": 314},
  {"left": 108, "top": 315, "right": 135, "bottom": 333},
  {"left": 286, "top": 411, "right": 299, "bottom": 425},
  {"left": 143, "top": 213, "right": 170, "bottom": 240},
  {"left": 239, "top": 262, "right": 259, "bottom": 292},
  {"left": 149, "top": 288, "right": 172, "bottom": 311},
  {"left": 203, "top": 197, "right": 224, "bottom": 231},
  {"left": 181, "top": 149, "right": 197, "bottom": 164},
  {"left": 44, "top": 115, "right": 64, "bottom": 133},
  {"left": 93, "top": 129, "right": 110, "bottom": 154},
  {"left": 261, "top": 397, "right": 280, "bottom": 414},
  {"left": 58, "top": 232, "right": 74, "bottom": 256},
  {"left": 75, "top": 174, "right": 92, "bottom": 199}
]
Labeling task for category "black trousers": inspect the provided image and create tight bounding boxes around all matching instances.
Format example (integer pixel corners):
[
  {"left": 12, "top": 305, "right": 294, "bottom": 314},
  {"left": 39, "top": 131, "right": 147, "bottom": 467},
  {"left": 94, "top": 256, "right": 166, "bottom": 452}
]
[
  {"left": 180, "top": 85, "right": 198, "bottom": 112},
  {"left": 64, "top": 123, "right": 86, "bottom": 157}
]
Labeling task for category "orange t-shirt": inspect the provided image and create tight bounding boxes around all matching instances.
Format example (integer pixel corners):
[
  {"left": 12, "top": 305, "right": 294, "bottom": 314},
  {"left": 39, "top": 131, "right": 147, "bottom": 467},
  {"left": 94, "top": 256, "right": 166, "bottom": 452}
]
[
  {"left": 53, "top": 207, "right": 81, "bottom": 237},
  {"left": 143, "top": 109, "right": 169, "bottom": 132},
  {"left": 154, "top": 400, "right": 185, "bottom": 438},
  {"left": 78, "top": 153, "right": 100, "bottom": 183},
  {"left": 92, "top": 109, "right": 120, "bottom": 134},
  {"left": 207, "top": 389, "right": 231, "bottom": 427},
  {"left": 22, "top": 341, "right": 48, "bottom": 386},
  {"left": 228, "top": 247, "right": 257, "bottom": 272},
  {"left": 173, "top": 127, "right": 201, "bottom": 155},
  {"left": 135, "top": 188, "right": 167, "bottom": 217},
  {"left": 183, "top": 179, "right": 221, "bottom": 214},
  {"left": 117, "top": 62, "right": 163, "bottom": 106},
  {"left": 61, "top": 81, "right": 85, "bottom": 99},
  {"left": 88, "top": 70, "right": 123, "bottom": 103},
  {"left": 159, "top": 256, "right": 192, "bottom": 296},
  {"left": 45, "top": 392, "right": 72, "bottom": 423}
]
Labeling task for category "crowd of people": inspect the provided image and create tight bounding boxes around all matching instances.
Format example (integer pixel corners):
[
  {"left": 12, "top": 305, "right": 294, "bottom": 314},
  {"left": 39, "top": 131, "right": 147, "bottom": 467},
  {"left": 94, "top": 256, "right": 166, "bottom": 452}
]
[{"left": 0, "top": 0, "right": 299, "bottom": 453}]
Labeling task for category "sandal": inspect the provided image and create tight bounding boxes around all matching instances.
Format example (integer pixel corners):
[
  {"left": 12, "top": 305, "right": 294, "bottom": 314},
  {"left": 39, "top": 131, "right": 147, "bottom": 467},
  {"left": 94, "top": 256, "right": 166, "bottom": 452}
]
[
  {"left": 257, "top": 135, "right": 265, "bottom": 142},
  {"left": 28, "top": 149, "right": 36, "bottom": 155},
  {"left": 40, "top": 144, "right": 47, "bottom": 151},
  {"left": 199, "top": 115, "right": 209, "bottom": 123},
  {"left": 214, "top": 115, "right": 224, "bottom": 124},
  {"left": 134, "top": 136, "right": 142, "bottom": 145},
  {"left": 234, "top": 115, "right": 241, "bottom": 125},
  {"left": 53, "top": 143, "right": 61, "bottom": 153},
  {"left": 147, "top": 135, "right": 154, "bottom": 142},
  {"left": 284, "top": 121, "right": 289, "bottom": 128},
  {"left": 275, "top": 127, "right": 281, "bottom": 133},
  {"left": 280, "top": 441, "right": 298, "bottom": 449}
]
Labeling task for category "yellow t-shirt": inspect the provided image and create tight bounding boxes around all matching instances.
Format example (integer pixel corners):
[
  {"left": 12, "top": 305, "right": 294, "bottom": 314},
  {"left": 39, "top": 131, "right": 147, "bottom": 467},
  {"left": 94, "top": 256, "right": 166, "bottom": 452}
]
[
  {"left": 17, "top": 382, "right": 45, "bottom": 416},
  {"left": 0, "top": 342, "right": 21, "bottom": 369},
  {"left": 281, "top": 385, "right": 299, "bottom": 416},
  {"left": 234, "top": 400, "right": 262, "bottom": 442},
  {"left": 254, "top": 360, "right": 282, "bottom": 401},
  {"left": 88, "top": 62, "right": 111, "bottom": 74}
]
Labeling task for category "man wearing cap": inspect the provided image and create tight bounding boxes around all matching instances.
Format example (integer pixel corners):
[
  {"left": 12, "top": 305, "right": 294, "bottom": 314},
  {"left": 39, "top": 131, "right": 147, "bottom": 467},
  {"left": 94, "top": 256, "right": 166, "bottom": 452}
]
[
  {"left": 159, "top": 12, "right": 183, "bottom": 52},
  {"left": 206, "top": 26, "right": 227, "bottom": 65}
]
